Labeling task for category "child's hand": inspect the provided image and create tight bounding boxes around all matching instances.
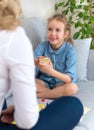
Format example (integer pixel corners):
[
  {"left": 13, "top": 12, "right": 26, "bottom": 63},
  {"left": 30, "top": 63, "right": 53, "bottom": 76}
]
[
  {"left": 39, "top": 57, "right": 53, "bottom": 73},
  {"left": 34, "top": 58, "right": 39, "bottom": 67},
  {"left": 1, "top": 105, "right": 14, "bottom": 124},
  {"left": 35, "top": 56, "right": 53, "bottom": 75},
  {"left": 34, "top": 56, "right": 47, "bottom": 66}
]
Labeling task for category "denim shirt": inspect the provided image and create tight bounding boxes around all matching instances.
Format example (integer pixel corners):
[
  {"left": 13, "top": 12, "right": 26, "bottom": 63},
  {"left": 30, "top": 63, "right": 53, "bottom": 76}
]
[{"left": 34, "top": 41, "right": 77, "bottom": 85}]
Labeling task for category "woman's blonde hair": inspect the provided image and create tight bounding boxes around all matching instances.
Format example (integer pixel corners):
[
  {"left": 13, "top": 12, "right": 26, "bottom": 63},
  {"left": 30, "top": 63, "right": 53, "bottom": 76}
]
[
  {"left": 0, "top": 0, "right": 22, "bottom": 30},
  {"left": 48, "top": 14, "right": 73, "bottom": 45}
]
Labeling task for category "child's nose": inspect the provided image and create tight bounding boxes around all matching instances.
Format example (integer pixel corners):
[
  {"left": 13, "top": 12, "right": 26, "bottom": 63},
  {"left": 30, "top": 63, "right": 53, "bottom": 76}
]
[{"left": 51, "top": 30, "right": 56, "bottom": 35}]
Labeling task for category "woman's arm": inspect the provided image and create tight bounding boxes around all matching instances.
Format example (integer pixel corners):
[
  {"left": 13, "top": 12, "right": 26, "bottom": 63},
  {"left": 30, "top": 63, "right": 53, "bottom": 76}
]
[{"left": 7, "top": 27, "right": 39, "bottom": 129}]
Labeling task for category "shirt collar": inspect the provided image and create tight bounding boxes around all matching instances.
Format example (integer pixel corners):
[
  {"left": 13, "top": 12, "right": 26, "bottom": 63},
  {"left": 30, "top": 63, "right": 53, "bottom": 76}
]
[{"left": 48, "top": 41, "right": 66, "bottom": 54}]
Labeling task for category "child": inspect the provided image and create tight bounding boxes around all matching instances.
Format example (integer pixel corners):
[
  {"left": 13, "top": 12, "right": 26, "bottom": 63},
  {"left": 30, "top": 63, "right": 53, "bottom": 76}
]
[{"left": 34, "top": 14, "right": 78, "bottom": 99}]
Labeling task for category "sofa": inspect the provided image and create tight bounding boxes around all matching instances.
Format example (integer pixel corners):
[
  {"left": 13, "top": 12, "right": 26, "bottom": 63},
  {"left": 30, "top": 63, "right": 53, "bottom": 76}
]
[
  {"left": 6, "top": 17, "right": 94, "bottom": 130},
  {"left": 73, "top": 49, "right": 94, "bottom": 130}
]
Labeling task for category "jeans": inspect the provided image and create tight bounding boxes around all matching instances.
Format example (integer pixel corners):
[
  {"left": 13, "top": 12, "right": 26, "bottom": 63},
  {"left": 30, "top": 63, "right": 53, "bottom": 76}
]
[{"left": 0, "top": 96, "right": 83, "bottom": 130}]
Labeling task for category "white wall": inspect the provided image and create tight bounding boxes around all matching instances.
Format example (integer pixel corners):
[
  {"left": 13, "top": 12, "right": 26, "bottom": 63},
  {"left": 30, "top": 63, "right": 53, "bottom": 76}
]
[{"left": 20, "top": 0, "right": 59, "bottom": 21}]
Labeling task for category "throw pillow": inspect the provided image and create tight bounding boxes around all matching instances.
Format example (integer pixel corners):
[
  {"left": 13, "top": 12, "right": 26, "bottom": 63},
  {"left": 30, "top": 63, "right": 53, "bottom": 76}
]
[
  {"left": 73, "top": 38, "right": 92, "bottom": 81},
  {"left": 21, "top": 17, "right": 46, "bottom": 50}
]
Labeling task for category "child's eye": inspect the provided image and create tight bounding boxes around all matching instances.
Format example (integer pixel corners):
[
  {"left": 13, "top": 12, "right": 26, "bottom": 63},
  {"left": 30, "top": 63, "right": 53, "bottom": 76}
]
[
  {"left": 56, "top": 29, "right": 60, "bottom": 32},
  {"left": 48, "top": 27, "right": 52, "bottom": 31}
]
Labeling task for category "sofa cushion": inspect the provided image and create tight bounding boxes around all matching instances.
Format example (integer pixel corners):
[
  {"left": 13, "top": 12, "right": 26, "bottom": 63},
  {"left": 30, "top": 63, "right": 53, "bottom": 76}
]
[
  {"left": 74, "top": 81, "right": 94, "bottom": 130},
  {"left": 87, "top": 50, "right": 94, "bottom": 80},
  {"left": 74, "top": 109, "right": 94, "bottom": 130},
  {"left": 73, "top": 38, "right": 92, "bottom": 81},
  {"left": 73, "top": 126, "right": 86, "bottom": 130},
  {"left": 76, "top": 81, "right": 94, "bottom": 108},
  {"left": 21, "top": 17, "right": 46, "bottom": 50}
]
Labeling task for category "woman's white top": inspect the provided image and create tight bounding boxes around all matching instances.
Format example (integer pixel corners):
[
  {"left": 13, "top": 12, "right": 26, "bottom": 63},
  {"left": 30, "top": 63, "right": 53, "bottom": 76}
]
[{"left": 0, "top": 27, "right": 39, "bottom": 129}]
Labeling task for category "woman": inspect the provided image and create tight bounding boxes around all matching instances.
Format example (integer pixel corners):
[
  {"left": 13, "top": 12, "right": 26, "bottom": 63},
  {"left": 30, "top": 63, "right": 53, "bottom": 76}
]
[{"left": 0, "top": 0, "right": 39, "bottom": 129}]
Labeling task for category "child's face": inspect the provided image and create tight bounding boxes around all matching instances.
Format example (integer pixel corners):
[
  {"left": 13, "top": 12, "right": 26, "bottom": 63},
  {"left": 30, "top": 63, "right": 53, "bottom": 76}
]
[{"left": 47, "top": 19, "right": 69, "bottom": 50}]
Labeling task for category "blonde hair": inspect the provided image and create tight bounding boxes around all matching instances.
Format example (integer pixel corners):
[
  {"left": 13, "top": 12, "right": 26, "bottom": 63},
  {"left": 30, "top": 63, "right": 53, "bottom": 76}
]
[
  {"left": 48, "top": 14, "right": 73, "bottom": 45},
  {"left": 0, "top": 0, "right": 22, "bottom": 30}
]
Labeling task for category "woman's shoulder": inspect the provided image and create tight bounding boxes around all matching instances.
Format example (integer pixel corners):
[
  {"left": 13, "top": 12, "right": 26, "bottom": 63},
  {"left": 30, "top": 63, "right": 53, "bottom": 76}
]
[
  {"left": 12, "top": 26, "right": 29, "bottom": 40},
  {"left": 14, "top": 26, "right": 26, "bottom": 34}
]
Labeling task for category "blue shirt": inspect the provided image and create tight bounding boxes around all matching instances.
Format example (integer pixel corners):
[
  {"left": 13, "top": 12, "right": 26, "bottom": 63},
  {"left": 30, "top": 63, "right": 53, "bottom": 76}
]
[{"left": 34, "top": 41, "right": 77, "bottom": 86}]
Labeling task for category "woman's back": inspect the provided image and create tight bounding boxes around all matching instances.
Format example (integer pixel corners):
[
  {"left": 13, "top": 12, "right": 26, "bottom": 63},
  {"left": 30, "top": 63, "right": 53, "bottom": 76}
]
[{"left": 0, "top": 26, "right": 39, "bottom": 128}]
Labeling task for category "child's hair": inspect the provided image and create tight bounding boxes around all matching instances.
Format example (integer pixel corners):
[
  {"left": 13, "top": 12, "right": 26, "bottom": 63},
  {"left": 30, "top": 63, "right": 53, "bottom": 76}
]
[
  {"left": 48, "top": 14, "right": 73, "bottom": 45},
  {"left": 0, "top": 0, "right": 22, "bottom": 31}
]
